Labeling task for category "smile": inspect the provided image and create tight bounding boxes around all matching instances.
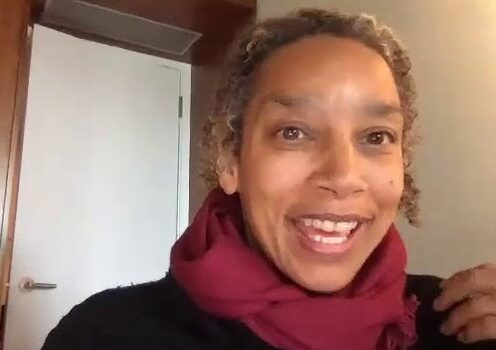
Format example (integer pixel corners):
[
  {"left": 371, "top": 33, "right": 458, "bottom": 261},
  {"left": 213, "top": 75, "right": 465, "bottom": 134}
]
[{"left": 291, "top": 214, "right": 370, "bottom": 255}]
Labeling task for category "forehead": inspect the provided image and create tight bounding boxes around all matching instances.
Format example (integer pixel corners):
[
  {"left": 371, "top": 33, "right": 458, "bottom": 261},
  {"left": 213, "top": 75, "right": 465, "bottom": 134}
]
[{"left": 251, "top": 35, "right": 400, "bottom": 107}]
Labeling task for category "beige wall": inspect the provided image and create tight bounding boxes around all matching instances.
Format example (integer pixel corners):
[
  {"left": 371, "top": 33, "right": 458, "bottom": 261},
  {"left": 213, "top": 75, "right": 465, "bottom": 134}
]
[{"left": 259, "top": 0, "right": 496, "bottom": 277}]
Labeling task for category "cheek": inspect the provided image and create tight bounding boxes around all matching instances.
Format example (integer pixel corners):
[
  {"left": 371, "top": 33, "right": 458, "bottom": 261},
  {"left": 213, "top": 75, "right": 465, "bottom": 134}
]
[
  {"left": 366, "top": 158, "right": 404, "bottom": 211},
  {"left": 241, "top": 147, "right": 311, "bottom": 196},
  {"left": 238, "top": 144, "right": 313, "bottom": 244}
]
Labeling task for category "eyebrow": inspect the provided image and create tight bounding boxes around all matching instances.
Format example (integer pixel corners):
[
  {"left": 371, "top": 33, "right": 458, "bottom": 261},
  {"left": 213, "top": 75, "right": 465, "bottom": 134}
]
[
  {"left": 258, "top": 93, "right": 403, "bottom": 119},
  {"left": 259, "top": 93, "right": 316, "bottom": 109},
  {"left": 362, "top": 102, "right": 403, "bottom": 117}
]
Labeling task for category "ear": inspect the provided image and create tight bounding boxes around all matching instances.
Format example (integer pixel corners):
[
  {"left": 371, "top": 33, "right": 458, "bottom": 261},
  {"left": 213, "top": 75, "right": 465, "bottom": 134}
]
[{"left": 217, "top": 153, "right": 239, "bottom": 195}]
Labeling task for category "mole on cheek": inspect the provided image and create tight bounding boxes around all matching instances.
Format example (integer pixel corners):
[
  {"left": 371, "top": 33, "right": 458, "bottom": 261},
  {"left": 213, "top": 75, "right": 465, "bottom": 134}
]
[{"left": 389, "top": 180, "right": 395, "bottom": 186}]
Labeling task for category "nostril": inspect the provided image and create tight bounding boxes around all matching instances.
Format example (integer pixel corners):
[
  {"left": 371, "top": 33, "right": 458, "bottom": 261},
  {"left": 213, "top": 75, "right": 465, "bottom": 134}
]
[
  {"left": 317, "top": 181, "right": 366, "bottom": 198},
  {"left": 318, "top": 185, "right": 337, "bottom": 193}
]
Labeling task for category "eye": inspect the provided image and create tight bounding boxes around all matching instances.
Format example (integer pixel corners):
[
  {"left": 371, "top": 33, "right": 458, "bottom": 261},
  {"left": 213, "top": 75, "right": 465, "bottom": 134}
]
[
  {"left": 278, "top": 126, "right": 307, "bottom": 142},
  {"left": 366, "top": 131, "right": 396, "bottom": 145}
]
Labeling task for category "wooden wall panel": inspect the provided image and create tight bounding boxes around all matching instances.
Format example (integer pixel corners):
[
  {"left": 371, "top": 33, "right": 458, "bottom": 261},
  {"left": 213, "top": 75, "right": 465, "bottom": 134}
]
[
  {"left": 0, "top": 0, "right": 31, "bottom": 252},
  {"left": 0, "top": 0, "right": 32, "bottom": 345}
]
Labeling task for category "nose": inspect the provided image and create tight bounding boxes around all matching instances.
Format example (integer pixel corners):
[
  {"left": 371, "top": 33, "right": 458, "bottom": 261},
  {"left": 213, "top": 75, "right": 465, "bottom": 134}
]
[{"left": 311, "top": 134, "right": 367, "bottom": 199}]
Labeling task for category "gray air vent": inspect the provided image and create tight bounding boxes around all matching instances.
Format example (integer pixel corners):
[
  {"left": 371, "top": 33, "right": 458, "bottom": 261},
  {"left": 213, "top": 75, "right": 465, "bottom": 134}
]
[{"left": 40, "top": 0, "right": 202, "bottom": 56}]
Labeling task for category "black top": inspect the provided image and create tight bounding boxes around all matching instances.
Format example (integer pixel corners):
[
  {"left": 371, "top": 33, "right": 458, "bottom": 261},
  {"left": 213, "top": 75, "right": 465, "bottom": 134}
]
[{"left": 41, "top": 274, "right": 496, "bottom": 350}]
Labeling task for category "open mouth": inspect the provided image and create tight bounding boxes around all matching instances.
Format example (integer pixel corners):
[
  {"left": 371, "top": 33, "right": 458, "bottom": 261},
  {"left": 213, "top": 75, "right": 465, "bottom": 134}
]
[{"left": 291, "top": 215, "right": 367, "bottom": 255}]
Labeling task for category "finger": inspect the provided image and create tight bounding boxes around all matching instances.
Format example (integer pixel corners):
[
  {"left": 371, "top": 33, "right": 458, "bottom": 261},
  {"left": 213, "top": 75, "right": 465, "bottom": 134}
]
[
  {"left": 457, "top": 315, "right": 496, "bottom": 344},
  {"left": 439, "top": 267, "right": 473, "bottom": 289},
  {"left": 434, "top": 264, "right": 496, "bottom": 311},
  {"left": 440, "top": 294, "right": 496, "bottom": 335},
  {"left": 441, "top": 264, "right": 496, "bottom": 291},
  {"left": 441, "top": 264, "right": 496, "bottom": 289}
]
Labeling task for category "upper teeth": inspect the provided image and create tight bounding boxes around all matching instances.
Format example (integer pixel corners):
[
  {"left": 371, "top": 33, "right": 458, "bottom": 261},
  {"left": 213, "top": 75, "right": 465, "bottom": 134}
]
[
  {"left": 308, "top": 234, "right": 348, "bottom": 244},
  {"left": 303, "top": 218, "right": 358, "bottom": 233}
]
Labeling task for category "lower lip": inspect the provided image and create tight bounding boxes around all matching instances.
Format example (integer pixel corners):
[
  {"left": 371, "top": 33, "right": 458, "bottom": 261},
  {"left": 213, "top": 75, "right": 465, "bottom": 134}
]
[{"left": 293, "top": 221, "right": 360, "bottom": 255}]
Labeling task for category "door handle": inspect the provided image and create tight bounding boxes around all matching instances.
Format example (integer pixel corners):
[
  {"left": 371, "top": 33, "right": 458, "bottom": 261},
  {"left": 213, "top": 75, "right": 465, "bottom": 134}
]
[{"left": 19, "top": 277, "right": 57, "bottom": 292}]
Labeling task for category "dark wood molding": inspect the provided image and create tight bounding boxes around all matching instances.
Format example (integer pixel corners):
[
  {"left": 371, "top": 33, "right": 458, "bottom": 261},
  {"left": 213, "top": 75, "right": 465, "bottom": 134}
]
[
  {"left": 0, "top": 31, "right": 33, "bottom": 346},
  {"left": 222, "top": 0, "right": 256, "bottom": 7},
  {"left": 33, "top": 0, "right": 255, "bottom": 65},
  {"left": 0, "top": 0, "right": 32, "bottom": 346},
  {"left": 188, "top": 5, "right": 256, "bottom": 217},
  {"left": 0, "top": 0, "right": 32, "bottom": 252}
]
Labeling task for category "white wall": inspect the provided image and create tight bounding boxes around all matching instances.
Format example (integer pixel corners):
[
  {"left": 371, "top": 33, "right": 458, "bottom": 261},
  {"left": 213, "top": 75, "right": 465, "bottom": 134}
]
[{"left": 259, "top": 0, "right": 496, "bottom": 277}]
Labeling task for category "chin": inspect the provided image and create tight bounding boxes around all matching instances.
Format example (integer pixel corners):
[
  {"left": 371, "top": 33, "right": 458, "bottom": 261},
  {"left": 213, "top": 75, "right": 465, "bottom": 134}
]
[{"left": 288, "top": 265, "right": 358, "bottom": 293}]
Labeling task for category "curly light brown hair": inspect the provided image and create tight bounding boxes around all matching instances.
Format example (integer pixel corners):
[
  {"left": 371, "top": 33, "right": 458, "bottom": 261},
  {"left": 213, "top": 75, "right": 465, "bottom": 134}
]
[{"left": 202, "top": 8, "right": 420, "bottom": 226}]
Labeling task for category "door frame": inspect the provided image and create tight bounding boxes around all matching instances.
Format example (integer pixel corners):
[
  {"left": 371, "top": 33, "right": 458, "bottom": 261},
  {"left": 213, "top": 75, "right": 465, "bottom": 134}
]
[
  {"left": 156, "top": 54, "right": 192, "bottom": 237},
  {"left": 0, "top": 0, "right": 33, "bottom": 342}
]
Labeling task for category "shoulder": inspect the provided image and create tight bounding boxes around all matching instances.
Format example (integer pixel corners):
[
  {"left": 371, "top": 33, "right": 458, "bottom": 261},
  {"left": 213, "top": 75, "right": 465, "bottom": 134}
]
[
  {"left": 56, "top": 275, "right": 181, "bottom": 326},
  {"left": 41, "top": 275, "right": 216, "bottom": 350},
  {"left": 65, "top": 276, "right": 173, "bottom": 318},
  {"left": 406, "top": 274, "right": 496, "bottom": 350},
  {"left": 42, "top": 274, "right": 275, "bottom": 350}
]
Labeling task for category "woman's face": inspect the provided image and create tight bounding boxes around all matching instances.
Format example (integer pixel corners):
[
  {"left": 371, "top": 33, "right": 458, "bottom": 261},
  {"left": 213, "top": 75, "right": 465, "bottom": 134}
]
[{"left": 220, "top": 35, "right": 404, "bottom": 292}]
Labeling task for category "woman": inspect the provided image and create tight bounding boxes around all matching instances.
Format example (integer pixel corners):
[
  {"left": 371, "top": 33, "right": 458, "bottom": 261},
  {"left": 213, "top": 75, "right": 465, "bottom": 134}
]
[{"left": 42, "top": 9, "right": 496, "bottom": 350}]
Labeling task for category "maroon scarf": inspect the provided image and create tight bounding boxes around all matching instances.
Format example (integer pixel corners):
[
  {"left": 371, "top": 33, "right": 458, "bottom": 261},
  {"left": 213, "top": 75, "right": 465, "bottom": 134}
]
[{"left": 171, "top": 189, "right": 418, "bottom": 350}]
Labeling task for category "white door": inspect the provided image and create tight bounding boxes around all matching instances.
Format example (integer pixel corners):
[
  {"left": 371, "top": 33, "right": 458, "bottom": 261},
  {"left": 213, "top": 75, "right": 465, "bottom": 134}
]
[{"left": 4, "top": 25, "right": 190, "bottom": 350}]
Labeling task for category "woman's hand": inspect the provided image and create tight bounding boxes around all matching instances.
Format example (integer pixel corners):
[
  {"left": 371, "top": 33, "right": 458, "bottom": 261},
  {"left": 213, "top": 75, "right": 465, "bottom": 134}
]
[{"left": 433, "top": 263, "right": 496, "bottom": 343}]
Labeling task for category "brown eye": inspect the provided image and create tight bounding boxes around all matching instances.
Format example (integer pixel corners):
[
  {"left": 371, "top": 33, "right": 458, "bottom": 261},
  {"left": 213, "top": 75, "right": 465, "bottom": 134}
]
[
  {"left": 366, "top": 131, "right": 395, "bottom": 145},
  {"left": 279, "top": 126, "right": 307, "bottom": 141}
]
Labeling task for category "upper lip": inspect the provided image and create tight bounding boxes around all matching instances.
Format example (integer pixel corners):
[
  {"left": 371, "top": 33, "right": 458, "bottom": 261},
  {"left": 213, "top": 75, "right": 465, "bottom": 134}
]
[{"left": 294, "top": 213, "right": 372, "bottom": 222}]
